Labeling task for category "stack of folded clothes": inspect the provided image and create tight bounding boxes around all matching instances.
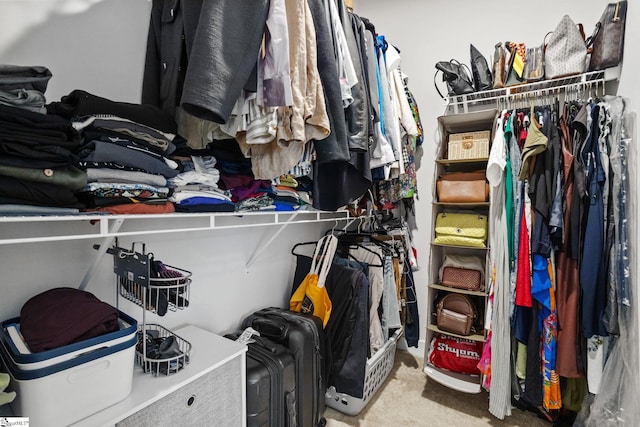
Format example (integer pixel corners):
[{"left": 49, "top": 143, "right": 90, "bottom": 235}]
[
  {"left": 0, "top": 65, "right": 51, "bottom": 113},
  {"left": 205, "top": 138, "right": 283, "bottom": 212},
  {"left": 0, "top": 66, "right": 87, "bottom": 214},
  {"left": 220, "top": 173, "right": 274, "bottom": 212},
  {"left": 0, "top": 104, "right": 86, "bottom": 213},
  {"left": 48, "top": 90, "right": 180, "bottom": 214},
  {"left": 168, "top": 155, "right": 234, "bottom": 212},
  {"left": 271, "top": 174, "right": 311, "bottom": 211}
]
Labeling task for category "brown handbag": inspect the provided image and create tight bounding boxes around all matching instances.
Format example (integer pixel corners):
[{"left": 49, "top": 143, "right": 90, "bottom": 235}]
[
  {"left": 587, "top": 1, "right": 627, "bottom": 71},
  {"left": 436, "top": 293, "right": 477, "bottom": 336},
  {"left": 436, "top": 171, "right": 489, "bottom": 203},
  {"left": 441, "top": 267, "right": 482, "bottom": 291},
  {"left": 492, "top": 42, "right": 506, "bottom": 89}
]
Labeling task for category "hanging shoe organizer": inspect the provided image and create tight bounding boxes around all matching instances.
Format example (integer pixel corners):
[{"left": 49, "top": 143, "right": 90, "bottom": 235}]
[{"left": 109, "top": 241, "right": 192, "bottom": 376}]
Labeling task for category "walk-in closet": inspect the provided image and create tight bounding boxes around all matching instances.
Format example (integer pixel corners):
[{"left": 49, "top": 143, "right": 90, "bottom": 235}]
[{"left": 0, "top": 1, "right": 637, "bottom": 426}]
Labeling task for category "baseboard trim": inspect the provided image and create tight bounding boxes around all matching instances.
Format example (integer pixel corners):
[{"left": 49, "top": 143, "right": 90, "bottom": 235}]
[{"left": 396, "top": 337, "right": 426, "bottom": 359}]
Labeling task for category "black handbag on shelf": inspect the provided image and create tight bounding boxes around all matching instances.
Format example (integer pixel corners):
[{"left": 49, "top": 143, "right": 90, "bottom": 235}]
[
  {"left": 434, "top": 59, "right": 475, "bottom": 99},
  {"left": 470, "top": 44, "right": 493, "bottom": 92}
]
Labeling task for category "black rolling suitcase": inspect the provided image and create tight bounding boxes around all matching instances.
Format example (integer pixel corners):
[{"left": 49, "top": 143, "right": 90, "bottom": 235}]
[
  {"left": 242, "top": 308, "right": 327, "bottom": 427},
  {"left": 226, "top": 331, "right": 297, "bottom": 427}
]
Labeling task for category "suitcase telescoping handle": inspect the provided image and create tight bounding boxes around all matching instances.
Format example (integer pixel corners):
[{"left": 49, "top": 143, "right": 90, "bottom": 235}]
[{"left": 251, "top": 317, "right": 288, "bottom": 341}]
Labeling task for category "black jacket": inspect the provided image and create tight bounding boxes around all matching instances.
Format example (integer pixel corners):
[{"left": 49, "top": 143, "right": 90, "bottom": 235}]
[{"left": 142, "top": 0, "right": 269, "bottom": 124}]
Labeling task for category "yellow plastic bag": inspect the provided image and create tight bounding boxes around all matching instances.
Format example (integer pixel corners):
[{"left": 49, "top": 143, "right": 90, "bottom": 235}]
[{"left": 290, "top": 235, "right": 337, "bottom": 327}]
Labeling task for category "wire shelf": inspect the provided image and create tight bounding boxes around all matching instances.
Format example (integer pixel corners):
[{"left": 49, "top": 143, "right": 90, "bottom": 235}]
[{"left": 444, "top": 68, "right": 620, "bottom": 113}]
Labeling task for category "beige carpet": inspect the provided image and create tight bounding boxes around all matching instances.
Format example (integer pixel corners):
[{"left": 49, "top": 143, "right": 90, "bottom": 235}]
[{"left": 324, "top": 350, "right": 550, "bottom": 427}]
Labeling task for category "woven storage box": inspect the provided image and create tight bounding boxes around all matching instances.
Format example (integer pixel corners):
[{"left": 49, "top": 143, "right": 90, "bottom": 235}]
[{"left": 447, "top": 130, "right": 490, "bottom": 160}]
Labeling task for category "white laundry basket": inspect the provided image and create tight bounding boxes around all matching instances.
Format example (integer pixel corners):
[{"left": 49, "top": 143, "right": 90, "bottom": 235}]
[{"left": 325, "top": 328, "right": 402, "bottom": 416}]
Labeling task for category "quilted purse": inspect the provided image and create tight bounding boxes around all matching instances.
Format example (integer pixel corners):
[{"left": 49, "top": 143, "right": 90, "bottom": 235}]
[
  {"left": 436, "top": 293, "right": 477, "bottom": 336},
  {"left": 438, "top": 254, "right": 485, "bottom": 289},
  {"left": 434, "top": 212, "right": 488, "bottom": 248},
  {"left": 442, "top": 267, "right": 482, "bottom": 291}
]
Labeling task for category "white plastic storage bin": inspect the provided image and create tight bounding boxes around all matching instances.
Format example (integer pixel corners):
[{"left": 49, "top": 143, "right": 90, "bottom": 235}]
[
  {"left": 0, "top": 312, "right": 137, "bottom": 427},
  {"left": 325, "top": 328, "right": 402, "bottom": 416},
  {"left": 0, "top": 312, "right": 137, "bottom": 371}
]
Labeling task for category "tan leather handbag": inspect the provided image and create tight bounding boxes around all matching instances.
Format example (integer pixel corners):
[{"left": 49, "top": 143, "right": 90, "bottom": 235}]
[
  {"left": 436, "top": 293, "right": 477, "bottom": 336},
  {"left": 436, "top": 171, "right": 489, "bottom": 203}
]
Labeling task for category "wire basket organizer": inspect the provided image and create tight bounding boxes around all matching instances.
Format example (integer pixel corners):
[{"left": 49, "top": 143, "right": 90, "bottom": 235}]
[
  {"left": 109, "top": 241, "right": 193, "bottom": 377},
  {"left": 118, "top": 264, "right": 192, "bottom": 315},
  {"left": 325, "top": 328, "right": 403, "bottom": 416},
  {"left": 136, "top": 323, "right": 192, "bottom": 376}
]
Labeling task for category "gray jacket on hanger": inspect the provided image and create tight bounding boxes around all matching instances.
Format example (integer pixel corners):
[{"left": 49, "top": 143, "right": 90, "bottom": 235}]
[{"left": 141, "top": 0, "right": 269, "bottom": 125}]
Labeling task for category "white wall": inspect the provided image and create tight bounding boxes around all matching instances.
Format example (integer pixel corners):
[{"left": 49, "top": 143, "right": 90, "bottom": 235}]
[
  {"left": 0, "top": 0, "right": 637, "bottom": 351},
  {"left": 0, "top": 0, "right": 150, "bottom": 103},
  {"left": 356, "top": 0, "right": 639, "bottom": 352}
]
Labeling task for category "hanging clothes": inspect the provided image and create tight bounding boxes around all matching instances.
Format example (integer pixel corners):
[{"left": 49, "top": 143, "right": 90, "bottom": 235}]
[
  {"left": 503, "top": 112, "right": 517, "bottom": 318},
  {"left": 326, "top": 257, "right": 370, "bottom": 399},
  {"left": 402, "top": 252, "right": 420, "bottom": 348},
  {"left": 579, "top": 103, "right": 608, "bottom": 339},
  {"left": 305, "top": 0, "right": 349, "bottom": 165},
  {"left": 381, "top": 254, "right": 402, "bottom": 340},
  {"left": 581, "top": 96, "right": 639, "bottom": 426},
  {"left": 256, "top": 0, "right": 293, "bottom": 108},
  {"left": 555, "top": 102, "right": 583, "bottom": 378},
  {"left": 335, "top": 0, "right": 369, "bottom": 153},
  {"left": 307, "top": 0, "right": 372, "bottom": 211},
  {"left": 142, "top": 0, "right": 270, "bottom": 125},
  {"left": 349, "top": 245, "right": 385, "bottom": 354},
  {"left": 486, "top": 111, "right": 512, "bottom": 419}
]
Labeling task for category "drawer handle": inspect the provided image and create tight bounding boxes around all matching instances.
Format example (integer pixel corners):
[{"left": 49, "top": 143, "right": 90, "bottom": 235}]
[{"left": 187, "top": 394, "right": 196, "bottom": 407}]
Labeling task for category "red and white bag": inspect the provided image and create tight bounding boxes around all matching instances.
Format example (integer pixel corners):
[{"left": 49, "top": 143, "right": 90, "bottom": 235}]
[{"left": 427, "top": 333, "right": 483, "bottom": 375}]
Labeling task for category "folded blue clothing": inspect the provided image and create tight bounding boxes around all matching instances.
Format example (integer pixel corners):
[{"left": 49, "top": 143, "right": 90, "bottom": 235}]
[
  {"left": 178, "top": 196, "right": 234, "bottom": 206},
  {"left": 273, "top": 201, "right": 300, "bottom": 211}
]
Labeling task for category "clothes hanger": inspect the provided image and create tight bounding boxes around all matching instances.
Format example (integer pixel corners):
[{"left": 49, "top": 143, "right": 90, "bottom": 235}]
[
  {"left": 335, "top": 247, "right": 383, "bottom": 268},
  {"left": 291, "top": 234, "right": 337, "bottom": 257},
  {"left": 291, "top": 241, "right": 321, "bottom": 256},
  {"left": 342, "top": 241, "right": 384, "bottom": 267},
  {"left": 361, "top": 235, "right": 401, "bottom": 258}
]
